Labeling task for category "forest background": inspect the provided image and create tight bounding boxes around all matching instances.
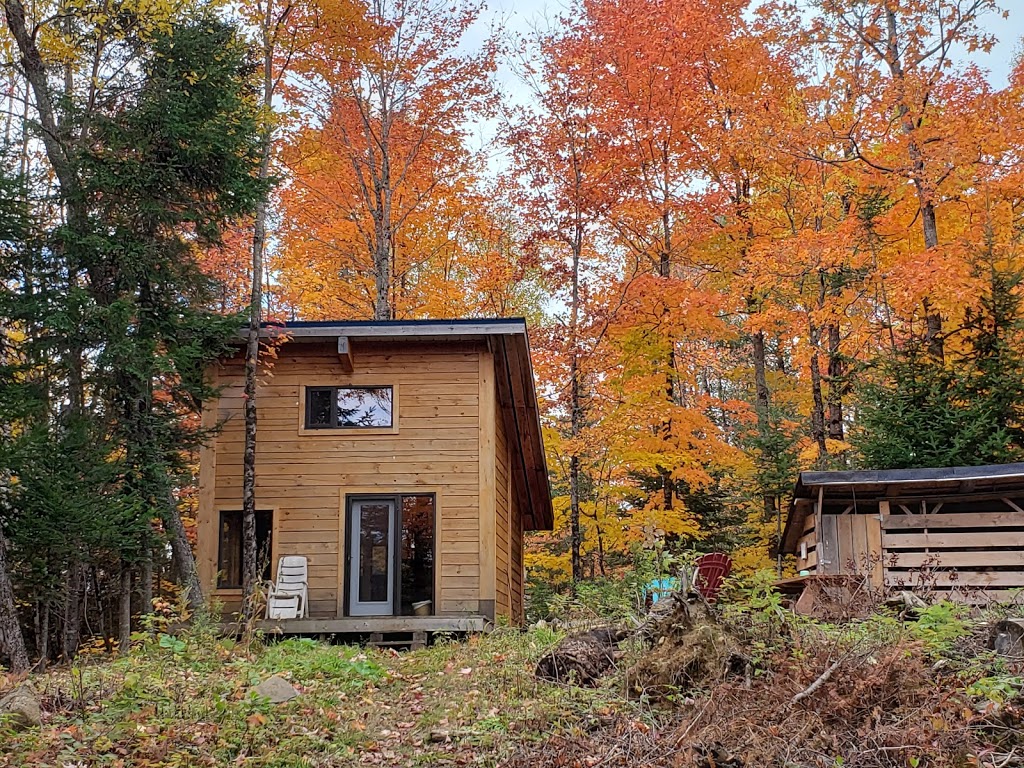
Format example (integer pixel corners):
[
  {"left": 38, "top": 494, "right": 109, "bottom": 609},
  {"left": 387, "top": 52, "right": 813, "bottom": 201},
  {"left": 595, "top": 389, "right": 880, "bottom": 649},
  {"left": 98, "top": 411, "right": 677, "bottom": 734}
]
[{"left": 1, "top": 0, "right": 1024, "bottom": 669}]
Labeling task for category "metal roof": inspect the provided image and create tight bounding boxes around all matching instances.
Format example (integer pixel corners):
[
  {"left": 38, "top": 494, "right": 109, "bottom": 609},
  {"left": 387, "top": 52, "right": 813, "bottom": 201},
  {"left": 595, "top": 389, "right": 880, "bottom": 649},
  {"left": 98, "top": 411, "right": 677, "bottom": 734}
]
[
  {"left": 254, "top": 318, "right": 529, "bottom": 341},
  {"left": 796, "top": 463, "right": 1024, "bottom": 490}
]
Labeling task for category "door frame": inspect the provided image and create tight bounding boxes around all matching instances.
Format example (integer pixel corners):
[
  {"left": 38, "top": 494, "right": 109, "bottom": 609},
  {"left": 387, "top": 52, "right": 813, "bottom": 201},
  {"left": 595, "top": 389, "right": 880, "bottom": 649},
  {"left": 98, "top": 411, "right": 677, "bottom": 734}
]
[{"left": 342, "top": 492, "right": 438, "bottom": 618}]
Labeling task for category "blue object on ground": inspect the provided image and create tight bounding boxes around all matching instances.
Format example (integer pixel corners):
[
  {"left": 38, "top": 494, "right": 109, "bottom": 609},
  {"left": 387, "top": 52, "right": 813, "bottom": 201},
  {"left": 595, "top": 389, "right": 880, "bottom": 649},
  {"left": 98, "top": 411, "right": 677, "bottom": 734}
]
[{"left": 647, "top": 577, "right": 679, "bottom": 603}]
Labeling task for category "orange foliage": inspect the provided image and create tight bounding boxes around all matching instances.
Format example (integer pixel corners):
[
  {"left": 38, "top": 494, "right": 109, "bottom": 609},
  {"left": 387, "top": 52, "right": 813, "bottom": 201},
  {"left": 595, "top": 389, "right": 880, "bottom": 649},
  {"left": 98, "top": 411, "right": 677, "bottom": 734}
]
[{"left": 255, "top": 0, "right": 1024, "bottom": 581}]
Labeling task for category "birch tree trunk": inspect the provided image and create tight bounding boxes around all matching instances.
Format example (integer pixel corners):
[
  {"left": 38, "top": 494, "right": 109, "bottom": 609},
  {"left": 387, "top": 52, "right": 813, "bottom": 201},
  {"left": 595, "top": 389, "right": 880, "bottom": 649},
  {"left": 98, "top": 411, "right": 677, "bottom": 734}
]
[{"left": 242, "top": 0, "right": 284, "bottom": 618}]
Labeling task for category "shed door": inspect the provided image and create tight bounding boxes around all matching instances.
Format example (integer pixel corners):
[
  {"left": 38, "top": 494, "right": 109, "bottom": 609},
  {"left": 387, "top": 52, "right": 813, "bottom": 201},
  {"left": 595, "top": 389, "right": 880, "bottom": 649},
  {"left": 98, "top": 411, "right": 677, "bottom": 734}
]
[
  {"left": 349, "top": 499, "right": 396, "bottom": 616},
  {"left": 818, "top": 511, "right": 883, "bottom": 586}
]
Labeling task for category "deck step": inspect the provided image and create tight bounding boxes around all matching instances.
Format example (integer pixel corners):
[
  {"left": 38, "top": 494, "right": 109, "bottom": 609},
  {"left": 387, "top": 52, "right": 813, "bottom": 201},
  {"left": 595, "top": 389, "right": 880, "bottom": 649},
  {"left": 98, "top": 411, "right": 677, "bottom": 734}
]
[
  {"left": 368, "top": 630, "right": 428, "bottom": 650},
  {"left": 250, "top": 615, "right": 488, "bottom": 634}
]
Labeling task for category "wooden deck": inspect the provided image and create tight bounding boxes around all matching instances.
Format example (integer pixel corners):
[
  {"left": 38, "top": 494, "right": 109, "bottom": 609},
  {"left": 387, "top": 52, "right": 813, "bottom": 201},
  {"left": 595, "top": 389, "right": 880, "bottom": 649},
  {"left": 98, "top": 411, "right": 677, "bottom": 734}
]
[{"left": 236, "top": 615, "right": 489, "bottom": 635}]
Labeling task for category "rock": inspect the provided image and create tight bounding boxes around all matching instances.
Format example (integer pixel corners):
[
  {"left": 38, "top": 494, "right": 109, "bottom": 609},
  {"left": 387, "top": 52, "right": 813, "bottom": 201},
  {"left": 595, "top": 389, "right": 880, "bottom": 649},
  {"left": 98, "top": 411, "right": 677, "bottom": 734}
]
[
  {"left": 0, "top": 683, "right": 41, "bottom": 731},
  {"left": 991, "top": 619, "right": 1024, "bottom": 657},
  {"left": 253, "top": 675, "right": 300, "bottom": 704},
  {"left": 533, "top": 619, "right": 548, "bottom": 631}
]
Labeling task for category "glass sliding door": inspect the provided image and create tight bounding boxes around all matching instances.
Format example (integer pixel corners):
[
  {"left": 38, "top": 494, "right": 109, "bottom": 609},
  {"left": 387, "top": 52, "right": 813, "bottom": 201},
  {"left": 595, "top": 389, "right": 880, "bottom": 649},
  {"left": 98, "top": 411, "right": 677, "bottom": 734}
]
[{"left": 400, "top": 495, "right": 435, "bottom": 615}]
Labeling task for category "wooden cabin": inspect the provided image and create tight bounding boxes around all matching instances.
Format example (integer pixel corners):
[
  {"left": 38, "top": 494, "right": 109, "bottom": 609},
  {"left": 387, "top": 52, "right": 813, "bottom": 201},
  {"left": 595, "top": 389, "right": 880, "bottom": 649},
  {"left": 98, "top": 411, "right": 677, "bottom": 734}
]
[
  {"left": 195, "top": 319, "right": 554, "bottom": 636},
  {"left": 780, "top": 463, "right": 1024, "bottom": 601}
]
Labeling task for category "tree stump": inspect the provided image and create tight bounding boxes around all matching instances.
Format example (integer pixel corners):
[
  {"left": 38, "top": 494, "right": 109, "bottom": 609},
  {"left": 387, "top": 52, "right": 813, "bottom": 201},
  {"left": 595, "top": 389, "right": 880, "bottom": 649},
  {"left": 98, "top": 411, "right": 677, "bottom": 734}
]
[{"left": 535, "top": 627, "right": 627, "bottom": 686}]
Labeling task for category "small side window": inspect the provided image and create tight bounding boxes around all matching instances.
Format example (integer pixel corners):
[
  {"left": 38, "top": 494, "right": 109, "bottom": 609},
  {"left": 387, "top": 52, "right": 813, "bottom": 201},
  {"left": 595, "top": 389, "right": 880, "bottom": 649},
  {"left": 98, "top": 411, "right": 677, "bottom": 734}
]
[
  {"left": 217, "top": 509, "right": 273, "bottom": 588},
  {"left": 306, "top": 388, "right": 334, "bottom": 428}
]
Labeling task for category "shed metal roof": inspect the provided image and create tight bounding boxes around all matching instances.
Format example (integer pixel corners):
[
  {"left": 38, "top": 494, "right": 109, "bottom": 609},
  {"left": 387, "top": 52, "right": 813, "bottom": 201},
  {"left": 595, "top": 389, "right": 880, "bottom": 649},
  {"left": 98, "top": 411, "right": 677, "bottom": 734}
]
[{"left": 796, "top": 463, "right": 1024, "bottom": 490}]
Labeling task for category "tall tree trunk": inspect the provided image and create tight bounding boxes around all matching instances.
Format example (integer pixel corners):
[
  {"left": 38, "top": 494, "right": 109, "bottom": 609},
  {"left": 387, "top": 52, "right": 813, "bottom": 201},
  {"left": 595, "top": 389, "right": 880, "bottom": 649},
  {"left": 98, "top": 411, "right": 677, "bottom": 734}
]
[
  {"left": 751, "top": 329, "right": 775, "bottom": 524},
  {"left": 568, "top": 316, "right": 583, "bottom": 587},
  {"left": 242, "top": 0, "right": 281, "bottom": 618},
  {"left": 809, "top": 342, "right": 828, "bottom": 461},
  {"left": 118, "top": 566, "right": 131, "bottom": 652},
  {"left": 657, "top": 206, "right": 674, "bottom": 512},
  {"left": 373, "top": 137, "right": 393, "bottom": 320},
  {"left": 38, "top": 601, "right": 49, "bottom": 670},
  {"left": 809, "top": 274, "right": 828, "bottom": 461},
  {"left": 883, "top": 7, "right": 943, "bottom": 360},
  {"left": 569, "top": 453, "right": 583, "bottom": 586},
  {"left": 568, "top": 223, "right": 584, "bottom": 589},
  {"left": 0, "top": 531, "right": 28, "bottom": 672},
  {"left": 163, "top": 490, "right": 203, "bottom": 614},
  {"left": 826, "top": 322, "right": 845, "bottom": 442},
  {"left": 62, "top": 563, "right": 82, "bottom": 660},
  {"left": 140, "top": 551, "right": 153, "bottom": 614},
  {"left": 240, "top": 182, "right": 265, "bottom": 615}
]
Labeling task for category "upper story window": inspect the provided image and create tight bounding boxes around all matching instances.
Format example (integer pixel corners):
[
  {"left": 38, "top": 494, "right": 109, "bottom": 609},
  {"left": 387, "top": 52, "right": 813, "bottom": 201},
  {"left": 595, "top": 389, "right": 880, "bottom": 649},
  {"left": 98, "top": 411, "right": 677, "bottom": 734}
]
[{"left": 305, "top": 386, "right": 394, "bottom": 429}]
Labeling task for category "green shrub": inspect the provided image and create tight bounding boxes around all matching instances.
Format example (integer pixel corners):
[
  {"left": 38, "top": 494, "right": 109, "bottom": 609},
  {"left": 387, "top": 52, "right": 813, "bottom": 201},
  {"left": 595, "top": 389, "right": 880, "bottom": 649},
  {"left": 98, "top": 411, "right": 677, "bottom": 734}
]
[{"left": 908, "top": 601, "right": 973, "bottom": 653}]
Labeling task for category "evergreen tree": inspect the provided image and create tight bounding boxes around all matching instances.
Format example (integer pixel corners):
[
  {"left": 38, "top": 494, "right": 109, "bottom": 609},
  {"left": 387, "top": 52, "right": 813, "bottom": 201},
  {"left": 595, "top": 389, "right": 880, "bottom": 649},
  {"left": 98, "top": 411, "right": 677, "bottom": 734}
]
[
  {"left": 0, "top": 8, "right": 266, "bottom": 665},
  {"left": 855, "top": 250, "right": 1024, "bottom": 469}
]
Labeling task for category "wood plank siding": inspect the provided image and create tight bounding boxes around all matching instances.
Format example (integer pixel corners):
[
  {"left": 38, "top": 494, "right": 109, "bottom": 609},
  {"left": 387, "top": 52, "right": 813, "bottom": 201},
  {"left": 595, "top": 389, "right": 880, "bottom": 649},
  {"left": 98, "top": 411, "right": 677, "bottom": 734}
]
[
  {"left": 880, "top": 496, "right": 1024, "bottom": 598},
  {"left": 493, "top": 396, "right": 524, "bottom": 622},
  {"left": 197, "top": 339, "right": 527, "bottom": 622}
]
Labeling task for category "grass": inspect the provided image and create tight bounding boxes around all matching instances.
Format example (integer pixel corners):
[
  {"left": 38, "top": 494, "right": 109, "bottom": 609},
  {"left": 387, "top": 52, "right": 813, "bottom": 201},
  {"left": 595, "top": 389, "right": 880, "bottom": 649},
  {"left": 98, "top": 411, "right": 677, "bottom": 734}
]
[{"left": 0, "top": 624, "right": 641, "bottom": 767}]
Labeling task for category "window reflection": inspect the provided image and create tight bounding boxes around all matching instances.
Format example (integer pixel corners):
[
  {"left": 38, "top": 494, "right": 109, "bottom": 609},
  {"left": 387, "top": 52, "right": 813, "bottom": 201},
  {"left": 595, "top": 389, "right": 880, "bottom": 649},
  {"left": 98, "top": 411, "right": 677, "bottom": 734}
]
[{"left": 305, "top": 386, "right": 393, "bottom": 429}]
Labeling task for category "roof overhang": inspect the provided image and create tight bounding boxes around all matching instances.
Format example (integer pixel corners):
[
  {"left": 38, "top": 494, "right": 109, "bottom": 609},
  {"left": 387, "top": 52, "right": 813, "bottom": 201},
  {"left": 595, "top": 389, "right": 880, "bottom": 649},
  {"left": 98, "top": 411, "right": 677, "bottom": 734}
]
[
  {"left": 780, "top": 462, "right": 1024, "bottom": 554},
  {"left": 234, "top": 318, "right": 554, "bottom": 531}
]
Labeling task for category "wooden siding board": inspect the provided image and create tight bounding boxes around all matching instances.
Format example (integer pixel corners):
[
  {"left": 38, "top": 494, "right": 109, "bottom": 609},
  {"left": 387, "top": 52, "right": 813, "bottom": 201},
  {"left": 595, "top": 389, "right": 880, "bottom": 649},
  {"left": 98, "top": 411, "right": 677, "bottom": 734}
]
[
  {"left": 495, "top": 389, "right": 512, "bottom": 619},
  {"left": 866, "top": 513, "right": 883, "bottom": 586},
  {"left": 883, "top": 531, "right": 1024, "bottom": 549},
  {"left": 882, "top": 512, "right": 1024, "bottom": 529},
  {"left": 207, "top": 341, "right": 484, "bottom": 617},
  {"left": 818, "top": 514, "right": 839, "bottom": 574},
  {"left": 888, "top": 551, "right": 1024, "bottom": 568}
]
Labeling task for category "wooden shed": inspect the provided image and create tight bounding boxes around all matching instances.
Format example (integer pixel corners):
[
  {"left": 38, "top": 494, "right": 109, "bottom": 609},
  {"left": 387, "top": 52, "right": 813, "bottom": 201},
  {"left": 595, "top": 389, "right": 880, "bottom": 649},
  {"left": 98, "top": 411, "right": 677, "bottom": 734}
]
[
  {"left": 780, "top": 464, "right": 1024, "bottom": 601},
  {"left": 195, "top": 318, "right": 553, "bottom": 635}
]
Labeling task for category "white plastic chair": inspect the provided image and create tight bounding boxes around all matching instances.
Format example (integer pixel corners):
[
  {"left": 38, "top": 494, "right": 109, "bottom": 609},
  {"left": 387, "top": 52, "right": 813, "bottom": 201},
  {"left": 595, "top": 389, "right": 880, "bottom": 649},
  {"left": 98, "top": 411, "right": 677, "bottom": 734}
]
[
  {"left": 266, "top": 592, "right": 301, "bottom": 620},
  {"left": 265, "top": 556, "right": 309, "bottom": 619}
]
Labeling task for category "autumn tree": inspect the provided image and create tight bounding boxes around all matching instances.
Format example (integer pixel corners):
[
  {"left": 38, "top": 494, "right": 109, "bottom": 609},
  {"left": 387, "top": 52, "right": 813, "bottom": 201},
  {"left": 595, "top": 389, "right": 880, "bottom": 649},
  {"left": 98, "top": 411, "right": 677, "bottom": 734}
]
[
  {"left": 806, "top": 0, "right": 1005, "bottom": 358},
  {"left": 276, "top": 0, "right": 496, "bottom": 320},
  {"left": 508, "top": 18, "right": 614, "bottom": 585}
]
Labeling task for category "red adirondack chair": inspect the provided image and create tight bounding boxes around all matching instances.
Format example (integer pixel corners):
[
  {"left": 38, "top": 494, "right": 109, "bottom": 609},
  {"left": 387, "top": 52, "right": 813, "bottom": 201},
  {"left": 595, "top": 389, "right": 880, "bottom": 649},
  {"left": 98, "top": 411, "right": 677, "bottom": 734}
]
[{"left": 694, "top": 553, "right": 732, "bottom": 603}]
